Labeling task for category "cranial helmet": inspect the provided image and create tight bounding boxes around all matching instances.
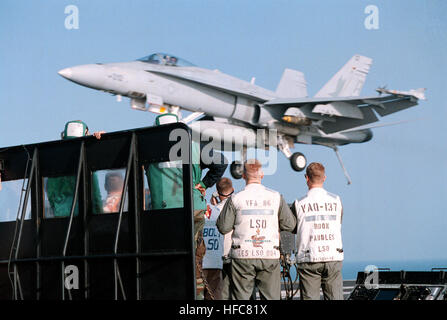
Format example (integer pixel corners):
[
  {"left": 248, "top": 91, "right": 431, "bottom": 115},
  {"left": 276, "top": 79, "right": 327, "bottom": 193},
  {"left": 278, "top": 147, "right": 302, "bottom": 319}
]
[
  {"left": 154, "top": 113, "right": 179, "bottom": 126},
  {"left": 61, "top": 120, "right": 89, "bottom": 139}
]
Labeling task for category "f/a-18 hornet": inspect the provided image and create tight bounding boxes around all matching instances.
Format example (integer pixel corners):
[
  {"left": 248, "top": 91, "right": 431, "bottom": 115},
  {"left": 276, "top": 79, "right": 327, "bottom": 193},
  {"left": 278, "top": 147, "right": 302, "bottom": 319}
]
[{"left": 58, "top": 52, "right": 425, "bottom": 183}]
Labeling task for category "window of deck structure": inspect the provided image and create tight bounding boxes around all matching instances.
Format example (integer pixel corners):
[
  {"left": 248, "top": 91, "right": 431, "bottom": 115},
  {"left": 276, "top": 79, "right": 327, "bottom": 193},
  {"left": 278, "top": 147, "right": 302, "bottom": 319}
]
[
  {"left": 92, "top": 168, "right": 128, "bottom": 214},
  {"left": 143, "top": 160, "right": 184, "bottom": 211},
  {"left": 0, "top": 179, "right": 31, "bottom": 222},
  {"left": 43, "top": 175, "right": 78, "bottom": 218}
]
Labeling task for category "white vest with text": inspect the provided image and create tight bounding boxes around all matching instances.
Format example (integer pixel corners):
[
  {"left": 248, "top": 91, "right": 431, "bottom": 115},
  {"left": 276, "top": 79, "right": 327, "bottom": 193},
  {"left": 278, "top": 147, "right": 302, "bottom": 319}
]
[
  {"left": 295, "top": 187, "right": 343, "bottom": 263},
  {"left": 202, "top": 204, "right": 224, "bottom": 269},
  {"left": 230, "top": 184, "right": 281, "bottom": 260}
]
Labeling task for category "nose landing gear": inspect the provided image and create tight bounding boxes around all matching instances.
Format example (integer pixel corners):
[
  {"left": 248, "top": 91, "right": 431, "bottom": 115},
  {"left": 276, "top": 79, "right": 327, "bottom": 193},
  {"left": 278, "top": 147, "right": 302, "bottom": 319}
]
[
  {"left": 278, "top": 135, "right": 307, "bottom": 172},
  {"left": 230, "top": 147, "right": 246, "bottom": 180},
  {"left": 230, "top": 162, "right": 244, "bottom": 180}
]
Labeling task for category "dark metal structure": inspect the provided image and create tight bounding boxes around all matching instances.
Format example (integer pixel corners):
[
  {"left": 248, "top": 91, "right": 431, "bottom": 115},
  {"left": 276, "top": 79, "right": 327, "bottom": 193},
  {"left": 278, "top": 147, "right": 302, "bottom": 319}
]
[
  {"left": 0, "top": 123, "right": 196, "bottom": 300},
  {"left": 348, "top": 269, "right": 447, "bottom": 300}
]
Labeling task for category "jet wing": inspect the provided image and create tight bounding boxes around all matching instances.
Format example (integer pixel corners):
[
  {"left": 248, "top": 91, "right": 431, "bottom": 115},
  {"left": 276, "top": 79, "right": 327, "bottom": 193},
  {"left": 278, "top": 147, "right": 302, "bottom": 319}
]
[
  {"left": 265, "top": 93, "right": 421, "bottom": 134},
  {"left": 145, "top": 66, "right": 276, "bottom": 102}
]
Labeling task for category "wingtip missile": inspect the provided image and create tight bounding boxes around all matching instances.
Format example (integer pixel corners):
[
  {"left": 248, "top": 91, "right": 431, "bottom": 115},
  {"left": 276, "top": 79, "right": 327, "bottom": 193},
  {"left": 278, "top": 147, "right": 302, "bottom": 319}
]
[{"left": 376, "top": 87, "right": 426, "bottom": 100}]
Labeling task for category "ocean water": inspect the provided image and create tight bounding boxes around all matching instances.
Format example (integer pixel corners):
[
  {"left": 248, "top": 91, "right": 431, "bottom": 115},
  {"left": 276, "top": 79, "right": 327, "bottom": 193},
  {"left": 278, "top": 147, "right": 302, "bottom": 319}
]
[
  {"left": 286, "top": 259, "right": 447, "bottom": 280},
  {"left": 342, "top": 259, "right": 447, "bottom": 279}
]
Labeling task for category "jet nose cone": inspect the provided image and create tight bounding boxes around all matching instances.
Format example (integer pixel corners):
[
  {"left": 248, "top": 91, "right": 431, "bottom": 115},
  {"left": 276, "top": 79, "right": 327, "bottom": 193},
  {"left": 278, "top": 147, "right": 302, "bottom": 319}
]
[
  {"left": 57, "top": 64, "right": 106, "bottom": 89},
  {"left": 58, "top": 68, "right": 73, "bottom": 79}
]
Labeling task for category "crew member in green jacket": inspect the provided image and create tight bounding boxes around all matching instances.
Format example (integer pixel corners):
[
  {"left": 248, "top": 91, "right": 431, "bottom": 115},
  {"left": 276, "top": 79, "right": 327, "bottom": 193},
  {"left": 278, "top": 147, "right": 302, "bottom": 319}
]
[
  {"left": 46, "top": 120, "right": 104, "bottom": 217},
  {"left": 146, "top": 113, "right": 228, "bottom": 299}
]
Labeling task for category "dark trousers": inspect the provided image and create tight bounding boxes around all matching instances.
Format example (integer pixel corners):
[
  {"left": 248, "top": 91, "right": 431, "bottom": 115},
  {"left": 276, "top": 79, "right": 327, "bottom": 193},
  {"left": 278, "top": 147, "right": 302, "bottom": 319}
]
[
  {"left": 203, "top": 268, "right": 223, "bottom": 300},
  {"left": 194, "top": 210, "right": 206, "bottom": 299},
  {"left": 221, "top": 261, "right": 233, "bottom": 300}
]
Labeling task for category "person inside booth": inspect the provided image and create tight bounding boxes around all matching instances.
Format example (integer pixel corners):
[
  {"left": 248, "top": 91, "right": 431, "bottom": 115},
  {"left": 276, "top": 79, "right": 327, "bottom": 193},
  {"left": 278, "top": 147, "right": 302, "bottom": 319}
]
[{"left": 102, "top": 170, "right": 125, "bottom": 213}]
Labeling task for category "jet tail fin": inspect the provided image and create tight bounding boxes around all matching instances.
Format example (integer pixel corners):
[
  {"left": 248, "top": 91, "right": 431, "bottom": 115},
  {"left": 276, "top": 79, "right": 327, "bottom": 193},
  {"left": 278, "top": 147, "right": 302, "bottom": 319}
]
[
  {"left": 315, "top": 54, "right": 372, "bottom": 98},
  {"left": 276, "top": 68, "right": 307, "bottom": 98}
]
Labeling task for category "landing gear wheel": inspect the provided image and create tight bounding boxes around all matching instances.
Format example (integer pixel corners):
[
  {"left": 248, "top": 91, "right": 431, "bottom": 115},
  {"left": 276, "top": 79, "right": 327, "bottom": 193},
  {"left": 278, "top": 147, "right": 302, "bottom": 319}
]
[
  {"left": 230, "top": 162, "right": 244, "bottom": 179},
  {"left": 290, "top": 152, "right": 307, "bottom": 172}
]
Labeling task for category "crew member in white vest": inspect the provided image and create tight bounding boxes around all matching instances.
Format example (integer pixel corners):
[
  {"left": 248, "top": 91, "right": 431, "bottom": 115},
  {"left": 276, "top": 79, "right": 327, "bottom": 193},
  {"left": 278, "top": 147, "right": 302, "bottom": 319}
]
[
  {"left": 216, "top": 159, "right": 296, "bottom": 300},
  {"left": 203, "top": 177, "right": 234, "bottom": 300},
  {"left": 294, "top": 162, "right": 344, "bottom": 300},
  {"left": 209, "top": 177, "right": 234, "bottom": 300},
  {"left": 202, "top": 201, "right": 224, "bottom": 300}
]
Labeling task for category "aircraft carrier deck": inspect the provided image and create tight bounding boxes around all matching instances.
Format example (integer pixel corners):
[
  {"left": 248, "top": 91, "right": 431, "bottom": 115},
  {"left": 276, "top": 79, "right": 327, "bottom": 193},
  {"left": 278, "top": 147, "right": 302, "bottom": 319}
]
[{"left": 278, "top": 271, "right": 447, "bottom": 300}]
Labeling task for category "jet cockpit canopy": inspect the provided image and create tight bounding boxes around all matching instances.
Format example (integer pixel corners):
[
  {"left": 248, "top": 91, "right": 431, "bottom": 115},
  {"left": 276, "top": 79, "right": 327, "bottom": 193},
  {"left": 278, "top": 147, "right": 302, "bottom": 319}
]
[{"left": 137, "top": 53, "right": 195, "bottom": 67}]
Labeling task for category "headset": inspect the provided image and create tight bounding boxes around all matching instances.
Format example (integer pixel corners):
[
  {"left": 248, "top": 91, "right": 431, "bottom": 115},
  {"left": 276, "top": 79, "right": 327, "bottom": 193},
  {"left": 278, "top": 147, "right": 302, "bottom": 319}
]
[
  {"left": 155, "top": 113, "right": 178, "bottom": 126},
  {"left": 61, "top": 120, "right": 89, "bottom": 140},
  {"left": 211, "top": 189, "right": 234, "bottom": 204}
]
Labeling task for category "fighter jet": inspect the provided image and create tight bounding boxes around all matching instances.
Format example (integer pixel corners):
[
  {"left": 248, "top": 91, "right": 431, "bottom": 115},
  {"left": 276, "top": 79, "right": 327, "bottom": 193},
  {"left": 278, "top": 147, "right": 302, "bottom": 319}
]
[{"left": 58, "top": 52, "right": 425, "bottom": 183}]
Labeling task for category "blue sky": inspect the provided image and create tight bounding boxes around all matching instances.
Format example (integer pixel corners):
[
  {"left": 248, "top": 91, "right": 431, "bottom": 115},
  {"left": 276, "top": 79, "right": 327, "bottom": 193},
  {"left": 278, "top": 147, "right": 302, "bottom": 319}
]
[{"left": 1, "top": 0, "right": 446, "bottom": 269}]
